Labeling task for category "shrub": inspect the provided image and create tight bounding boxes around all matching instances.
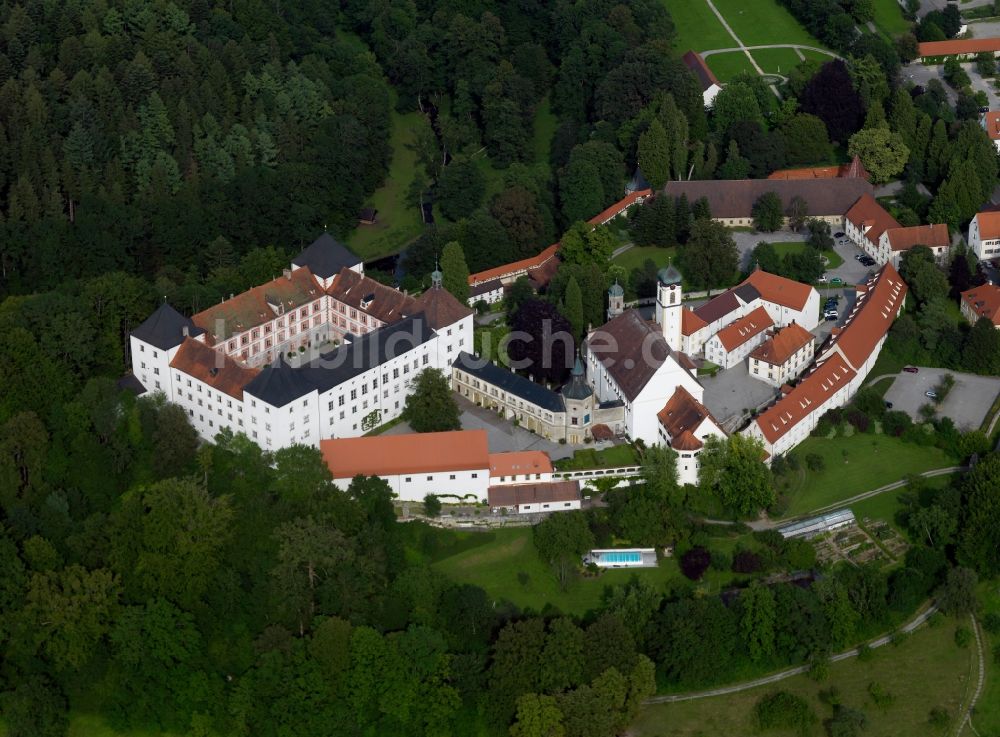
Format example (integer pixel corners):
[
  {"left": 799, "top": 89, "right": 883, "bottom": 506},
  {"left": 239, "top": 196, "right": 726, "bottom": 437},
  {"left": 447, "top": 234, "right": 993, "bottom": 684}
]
[
  {"left": 868, "top": 681, "right": 895, "bottom": 710},
  {"left": 818, "top": 686, "right": 841, "bottom": 706},
  {"left": 710, "top": 549, "right": 732, "bottom": 571},
  {"left": 805, "top": 453, "right": 825, "bottom": 472},
  {"left": 928, "top": 707, "right": 949, "bottom": 729},
  {"left": 954, "top": 626, "right": 972, "bottom": 648},
  {"left": 680, "top": 546, "right": 711, "bottom": 580},
  {"left": 786, "top": 453, "right": 802, "bottom": 471},
  {"left": 771, "top": 455, "right": 788, "bottom": 476},
  {"left": 882, "top": 410, "right": 912, "bottom": 437},
  {"left": 846, "top": 409, "right": 870, "bottom": 433},
  {"left": 827, "top": 706, "right": 867, "bottom": 737},
  {"left": 753, "top": 691, "right": 816, "bottom": 736},
  {"left": 983, "top": 612, "right": 1000, "bottom": 634},
  {"left": 732, "top": 549, "right": 763, "bottom": 574},
  {"left": 856, "top": 643, "right": 873, "bottom": 662},
  {"left": 423, "top": 494, "right": 442, "bottom": 517}
]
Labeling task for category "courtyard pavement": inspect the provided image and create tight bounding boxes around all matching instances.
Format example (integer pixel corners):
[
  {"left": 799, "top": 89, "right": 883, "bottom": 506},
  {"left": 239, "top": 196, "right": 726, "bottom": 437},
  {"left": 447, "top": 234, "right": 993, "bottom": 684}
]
[
  {"left": 882, "top": 367, "right": 1000, "bottom": 431},
  {"left": 700, "top": 363, "right": 780, "bottom": 430},
  {"left": 385, "top": 395, "right": 588, "bottom": 460}
]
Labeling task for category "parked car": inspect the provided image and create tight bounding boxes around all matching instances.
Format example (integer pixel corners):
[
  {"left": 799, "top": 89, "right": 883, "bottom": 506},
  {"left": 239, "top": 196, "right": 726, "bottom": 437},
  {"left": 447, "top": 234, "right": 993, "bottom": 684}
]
[
  {"left": 834, "top": 232, "right": 845, "bottom": 238},
  {"left": 903, "top": 366, "right": 918, "bottom": 373},
  {"left": 925, "top": 390, "right": 938, "bottom": 399},
  {"left": 825, "top": 313, "right": 838, "bottom": 321},
  {"left": 818, "top": 275, "right": 828, "bottom": 283},
  {"left": 854, "top": 254, "right": 863, "bottom": 261}
]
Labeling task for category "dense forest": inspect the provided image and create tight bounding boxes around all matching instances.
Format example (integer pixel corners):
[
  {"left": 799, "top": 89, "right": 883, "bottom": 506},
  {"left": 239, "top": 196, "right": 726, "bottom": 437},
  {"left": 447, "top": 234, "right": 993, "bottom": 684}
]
[{"left": 3, "top": 0, "right": 1000, "bottom": 736}]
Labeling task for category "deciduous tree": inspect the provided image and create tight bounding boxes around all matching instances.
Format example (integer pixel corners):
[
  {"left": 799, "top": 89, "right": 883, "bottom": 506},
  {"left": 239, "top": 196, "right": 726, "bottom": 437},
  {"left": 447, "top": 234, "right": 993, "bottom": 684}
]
[{"left": 402, "top": 369, "right": 461, "bottom": 433}]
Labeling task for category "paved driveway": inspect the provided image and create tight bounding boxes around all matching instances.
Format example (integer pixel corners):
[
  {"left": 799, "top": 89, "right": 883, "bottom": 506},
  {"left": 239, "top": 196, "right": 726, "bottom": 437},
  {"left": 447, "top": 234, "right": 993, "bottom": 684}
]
[
  {"left": 700, "top": 363, "right": 780, "bottom": 429},
  {"left": 883, "top": 368, "right": 1000, "bottom": 431}
]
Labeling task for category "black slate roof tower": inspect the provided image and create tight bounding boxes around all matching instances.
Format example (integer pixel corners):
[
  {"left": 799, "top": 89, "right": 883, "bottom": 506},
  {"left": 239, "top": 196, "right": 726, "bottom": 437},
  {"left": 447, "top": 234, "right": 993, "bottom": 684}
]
[
  {"left": 131, "top": 302, "right": 204, "bottom": 351},
  {"left": 292, "top": 232, "right": 363, "bottom": 279}
]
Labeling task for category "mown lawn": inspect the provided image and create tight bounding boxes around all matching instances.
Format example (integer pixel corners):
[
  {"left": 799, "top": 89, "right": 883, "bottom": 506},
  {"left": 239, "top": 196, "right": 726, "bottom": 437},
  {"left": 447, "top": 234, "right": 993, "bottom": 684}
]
[
  {"left": 975, "top": 580, "right": 1000, "bottom": 736},
  {"left": 751, "top": 46, "right": 805, "bottom": 76},
  {"left": 705, "top": 51, "right": 758, "bottom": 82},
  {"left": 659, "top": 0, "right": 734, "bottom": 52},
  {"left": 612, "top": 245, "right": 676, "bottom": 273},
  {"left": 801, "top": 48, "right": 837, "bottom": 63},
  {"left": 433, "top": 526, "right": 746, "bottom": 616},
  {"left": 849, "top": 473, "right": 955, "bottom": 533},
  {"left": 553, "top": 444, "right": 639, "bottom": 470},
  {"left": 780, "top": 433, "right": 953, "bottom": 516},
  {"left": 347, "top": 110, "right": 429, "bottom": 260},
  {"left": 532, "top": 94, "right": 557, "bottom": 165},
  {"left": 632, "top": 620, "right": 973, "bottom": 737},
  {"left": 871, "top": 0, "right": 911, "bottom": 35},
  {"left": 711, "top": 0, "right": 824, "bottom": 47}
]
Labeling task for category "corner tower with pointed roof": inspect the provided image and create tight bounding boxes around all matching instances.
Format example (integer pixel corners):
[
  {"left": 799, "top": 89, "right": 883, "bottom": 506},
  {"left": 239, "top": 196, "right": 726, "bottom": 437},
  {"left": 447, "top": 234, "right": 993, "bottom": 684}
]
[
  {"left": 607, "top": 281, "right": 624, "bottom": 321},
  {"left": 560, "top": 357, "right": 596, "bottom": 444},
  {"left": 655, "top": 263, "right": 683, "bottom": 350}
]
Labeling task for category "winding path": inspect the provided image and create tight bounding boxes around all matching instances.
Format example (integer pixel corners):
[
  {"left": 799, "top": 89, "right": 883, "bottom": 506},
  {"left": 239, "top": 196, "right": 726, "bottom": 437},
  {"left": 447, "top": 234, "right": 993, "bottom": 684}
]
[
  {"left": 645, "top": 604, "right": 938, "bottom": 704},
  {"left": 701, "top": 43, "right": 841, "bottom": 60},
  {"left": 807, "top": 466, "right": 965, "bottom": 516},
  {"left": 702, "top": 0, "right": 780, "bottom": 96},
  {"left": 959, "top": 615, "right": 986, "bottom": 737}
]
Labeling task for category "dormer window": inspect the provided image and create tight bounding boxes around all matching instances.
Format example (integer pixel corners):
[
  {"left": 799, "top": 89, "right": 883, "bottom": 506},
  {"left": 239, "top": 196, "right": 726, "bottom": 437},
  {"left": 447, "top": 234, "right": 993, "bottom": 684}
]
[{"left": 361, "top": 293, "right": 375, "bottom": 309}]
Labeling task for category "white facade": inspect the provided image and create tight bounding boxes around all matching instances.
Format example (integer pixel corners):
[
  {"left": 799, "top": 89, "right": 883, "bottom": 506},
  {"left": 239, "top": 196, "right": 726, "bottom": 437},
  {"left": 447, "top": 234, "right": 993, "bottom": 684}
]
[
  {"left": 330, "top": 467, "right": 489, "bottom": 502},
  {"left": 744, "top": 374, "right": 853, "bottom": 458},
  {"left": 657, "top": 281, "right": 683, "bottom": 349},
  {"left": 969, "top": 213, "right": 1000, "bottom": 261},
  {"left": 749, "top": 339, "right": 815, "bottom": 387},
  {"left": 759, "top": 290, "right": 819, "bottom": 333},
  {"left": 704, "top": 329, "right": 768, "bottom": 370}
]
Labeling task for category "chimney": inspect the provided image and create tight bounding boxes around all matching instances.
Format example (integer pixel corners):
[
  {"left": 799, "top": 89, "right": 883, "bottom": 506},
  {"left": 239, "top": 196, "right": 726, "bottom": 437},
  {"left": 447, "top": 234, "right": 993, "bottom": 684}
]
[
  {"left": 283, "top": 268, "right": 292, "bottom": 280},
  {"left": 182, "top": 326, "right": 189, "bottom": 337}
]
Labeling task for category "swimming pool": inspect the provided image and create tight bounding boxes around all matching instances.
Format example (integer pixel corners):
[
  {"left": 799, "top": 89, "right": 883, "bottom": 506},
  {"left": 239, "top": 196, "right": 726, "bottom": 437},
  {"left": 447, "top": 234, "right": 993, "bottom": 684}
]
[{"left": 599, "top": 551, "right": 642, "bottom": 564}]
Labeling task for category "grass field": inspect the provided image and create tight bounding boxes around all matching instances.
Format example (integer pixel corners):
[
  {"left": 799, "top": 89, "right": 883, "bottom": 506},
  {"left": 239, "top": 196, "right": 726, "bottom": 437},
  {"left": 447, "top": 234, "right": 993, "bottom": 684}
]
[
  {"left": 973, "top": 580, "right": 1000, "bottom": 736},
  {"left": 0, "top": 714, "right": 176, "bottom": 737},
  {"left": 612, "top": 245, "right": 676, "bottom": 273},
  {"left": 532, "top": 94, "right": 557, "bottom": 166},
  {"left": 632, "top": 620, "right": 973, "bottom": 737},
  {"left": 553, "top": 444, "right": 639, "bottom": 470},
  {"left": 433, "top": 526, "right": 745, "bottom": 616},
  {"left": 801, "top": 48, "right": 837, "bottom": 63},
  {"left": 779, "top": 434, "right": 953, "bottom": 516},
  {"left": 764, "top": 241, "right": 844, "bottom": 271},
  {"left": 347, "top": 110, "right": 428, "bottom": 260},
  {"left": 711, "top": 0, "right": 823, "bottom": 47},
  {"left": 871, "top": 0, "right": 910, "bottom": 35},
  {"left": 849, "top": 474, "right": 955, "bottom": 532},
  {"left": 752, "top": 47, "right": 805, "bottom": 76},
  {"left": 660, "top": 0, "right": 734, "bottom": 52},
  {"left": 705, "top": 51, "right": 758, "bottom": 82}
]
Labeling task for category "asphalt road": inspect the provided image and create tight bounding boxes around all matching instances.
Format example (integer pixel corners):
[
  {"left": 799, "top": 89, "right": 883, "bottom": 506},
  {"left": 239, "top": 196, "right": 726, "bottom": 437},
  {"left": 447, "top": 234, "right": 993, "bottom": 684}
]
[{"left": 883, "top": 367, "right": 1000, "bottom": 431}]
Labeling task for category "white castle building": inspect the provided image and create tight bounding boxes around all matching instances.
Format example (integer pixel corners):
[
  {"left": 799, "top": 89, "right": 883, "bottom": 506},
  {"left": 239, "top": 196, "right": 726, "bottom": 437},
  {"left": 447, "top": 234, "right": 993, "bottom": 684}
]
[{"left": 129, "top": 234, "right": 474, "bottom": 450}]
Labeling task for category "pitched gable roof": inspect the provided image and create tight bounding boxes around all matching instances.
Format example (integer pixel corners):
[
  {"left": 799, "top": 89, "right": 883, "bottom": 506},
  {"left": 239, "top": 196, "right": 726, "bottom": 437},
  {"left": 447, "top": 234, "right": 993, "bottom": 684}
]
[
  {"left": 824, "top": 263, "right": 907, "bottom": 370},
  {"left": 321, "top": 430, "right": 490, "bottom": 479},
  {"left": 681, "top": 307, "right": 708, "bottom": 336},
  {"left": 754, "top": 353, "right": 856, "bottom": 444},
  {"left": 292, "top": 232, "right": 361, "bottom": 279},
  {"left": 587, "top": 310, "right": 673, "bottom": 402},
  {"left": 488, "top": 480, "right": 580, "bottom": 508},
  {"left": 742, "top": 269, "right": 815, "bottom": 311},
  {"left": 453, "top": 352, "right": 565, "bottom": 413},
  {"left": 919, "top": 37, "right": 1000, "bottom": 58},
  {"left": 192, "top": 268, "right": 323, "bottom": 344},
  {"left": 883, "top": 224, "right": 950, "bottom": 252},
  {"left": 975, "top": 211, "right": 1000, "bottom": 240},
  {"left": 411, "top": 285, "right": 473, "bottom": 330},
  {"left": 657, "top": 385, "right": 720, "bottom": 441},
  {"left": 169, "top": 338, "right": 260, "bottom": 399},
  {"left": 327, "top": 267, "right": 416, "bottom": 324},
  {"left": 749, "top": 322, "right": 814, "bottom": 366},
  {"left": 132, "top": 302, "right": 204, "bottom": 351},
  {"left": 844, "top": 194, "right": 900, "bottom": 248},
  {"left": 961, "top": 284, "right": 1000, "bottom": 325},
  {"left": 664, "top": 179, "right": 874, "bottom": 220},
  {"left": 682, "top": 50, "right": 720, "bottom": 91},
  {"left": 714, "top": 305, "right": 774, "bottom": 352}
]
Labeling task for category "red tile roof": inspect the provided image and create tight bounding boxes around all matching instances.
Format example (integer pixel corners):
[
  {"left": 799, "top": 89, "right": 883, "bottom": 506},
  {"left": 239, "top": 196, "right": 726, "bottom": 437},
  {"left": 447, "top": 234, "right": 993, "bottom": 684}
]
[
  {"left": 489, "top": 451, "right": 553, "bottom": 478},
  {"left": 975, "top": 211, "right": 1000, "bottom": 239},
  {"left": 961, "top": 285, "right": 1000, "bottom": 325},
  {"left": 168, "top": 338, "right": 260, "bottom": 399},
  {"left": 844, "top": 194, "right": 900, "bottom": 248},
  {"left": 754, "top": 353, "right": 856, "bottom": 444},
  {"left": 328, "top": 267, "right": 416, "bottom": 324},
  {"left": 586, "top": 189, "right": 652, "bottom": 226},
  {"left": 749, "top": 322, "right": 815, "bottom": 366},
  {"left": 919, "top": 38, "right": 1000, "bottom": 58},
  {"left": 488, "top": 480, "right": 580, "bottom": 508},
  {"left": 671, "top": 430, "right": 703, "bottom": 451},
  {"left": 411, "top": 285, "right": 473, "bottom": 330},
  {"left": 742, "top": 269, "right": 814, "bottom": 311},
  {"left": 468, "top": 243, "right": 559, "bottom": 286},
  {"left": 768, "top": 156, "right": 869, "bottom": 182},
  {"left": 681, "top": 307, "right": 708, "bottom": 336},
  {"left": 714, "top": 306, "right": 773, "bottom": 352},
  {"left": 984, "top": 111, "right": 1000, "bottom": 141},
  {"left": 192, "top": 268, "right": 323, "bottom": 343},
  {"left": 657, "top": 385, "right": 720, "bottom": 441},
  {"left": 883, "top": 224, "right": 950, "bottom": 252},
  {"left": 825, "top": 263, "right": 907, "bottom": 371},
  {"left": 682, "top": 50, "right": 720, "bottom": 92},
  {"left": 321, "top": 430, "right": 489, "bottom": 478}
]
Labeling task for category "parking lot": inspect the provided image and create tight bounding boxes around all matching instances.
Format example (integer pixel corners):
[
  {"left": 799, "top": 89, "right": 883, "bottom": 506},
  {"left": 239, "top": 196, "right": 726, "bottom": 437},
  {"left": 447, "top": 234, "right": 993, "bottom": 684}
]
[{"left": 882, "top": 367, "right": 1000, "bottom": 431}]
